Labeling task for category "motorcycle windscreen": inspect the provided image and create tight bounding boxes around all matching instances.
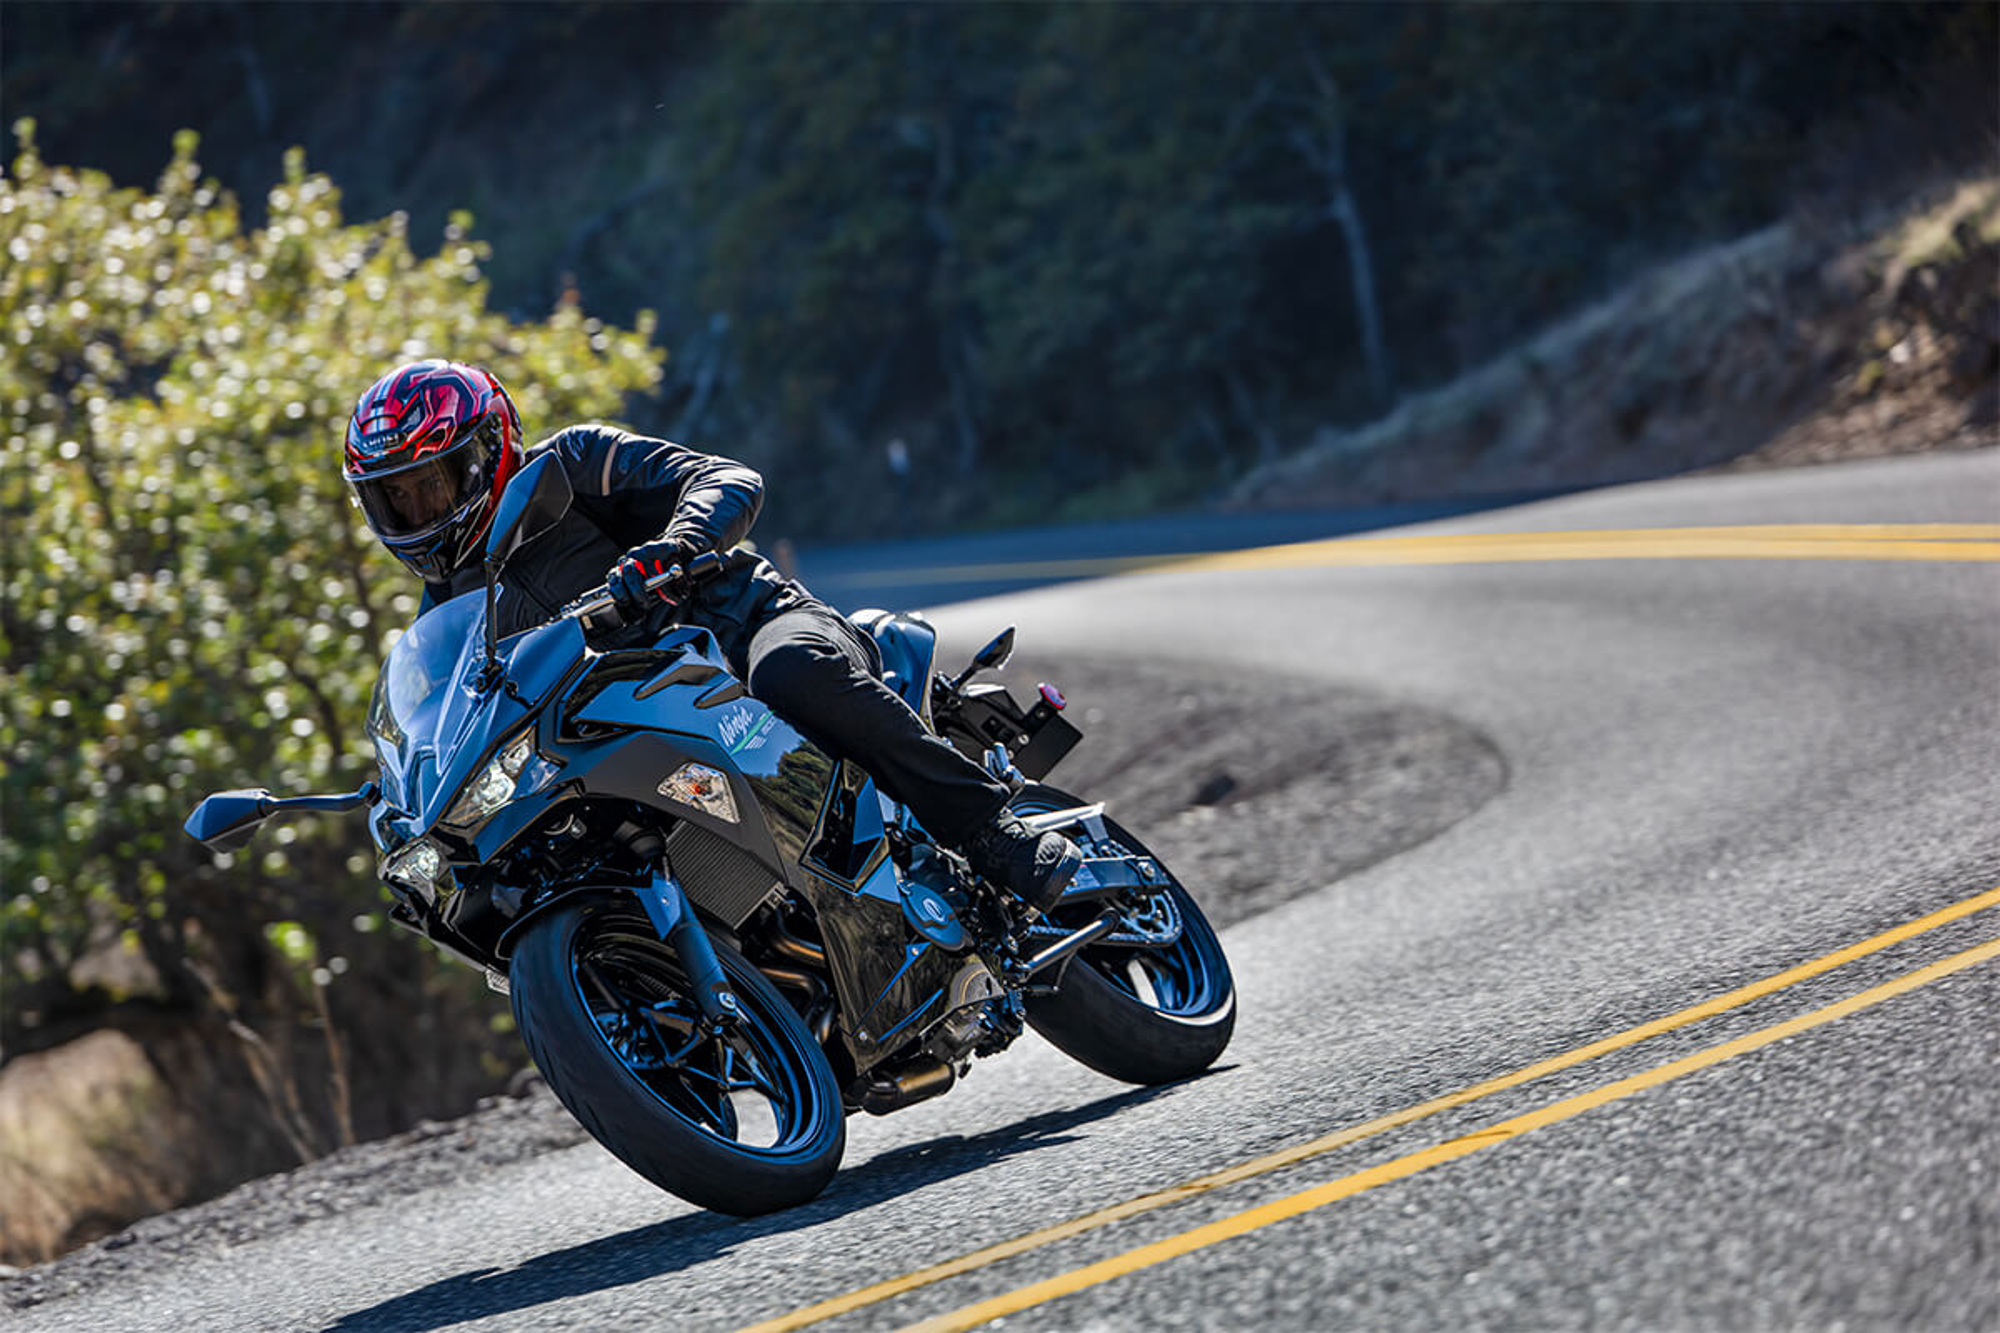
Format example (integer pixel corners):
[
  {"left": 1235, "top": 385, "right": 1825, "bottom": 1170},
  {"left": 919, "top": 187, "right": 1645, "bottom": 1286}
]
[
  {"left": 368, "top": 592, "right": 485, "bottom": 814},
  {"left": 367, "top": 589, "right": 585, "bottom": 820}
]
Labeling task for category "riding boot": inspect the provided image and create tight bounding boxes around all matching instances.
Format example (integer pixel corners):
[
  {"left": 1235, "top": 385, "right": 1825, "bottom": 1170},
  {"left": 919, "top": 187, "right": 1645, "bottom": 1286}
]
[{"left": 959, "top": 811, "right": 1082, "bottom": 916}]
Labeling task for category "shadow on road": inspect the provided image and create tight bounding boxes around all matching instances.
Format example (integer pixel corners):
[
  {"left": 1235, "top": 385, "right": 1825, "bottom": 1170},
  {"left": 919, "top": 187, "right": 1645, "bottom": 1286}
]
[{"left": 321, "top": 1073, "right": 1223, "bottom": 1333}]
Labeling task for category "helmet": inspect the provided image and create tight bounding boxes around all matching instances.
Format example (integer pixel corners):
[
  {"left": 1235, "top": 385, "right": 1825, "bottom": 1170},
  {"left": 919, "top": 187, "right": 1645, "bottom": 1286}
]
[{"left": 342, "top": 360, "right": 524, "bottom": 583}]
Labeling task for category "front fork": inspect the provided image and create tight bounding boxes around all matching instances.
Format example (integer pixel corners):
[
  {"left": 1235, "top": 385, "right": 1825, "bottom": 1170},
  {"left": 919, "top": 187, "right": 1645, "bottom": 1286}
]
[{"left": 635, "top": 865, "right": 743, "bottom": 1029}]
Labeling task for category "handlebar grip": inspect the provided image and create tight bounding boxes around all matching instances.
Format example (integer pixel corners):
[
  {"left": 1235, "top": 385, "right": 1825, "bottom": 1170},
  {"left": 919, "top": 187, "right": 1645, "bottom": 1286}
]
[{"left": 566, "top": 550, "right": 729, "bottom": 635}]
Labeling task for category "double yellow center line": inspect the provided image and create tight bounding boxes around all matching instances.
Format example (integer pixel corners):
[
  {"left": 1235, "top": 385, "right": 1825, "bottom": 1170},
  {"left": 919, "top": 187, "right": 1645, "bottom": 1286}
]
[
  {"left": 1159, "top": 522, "right": 2000, "bottom": 573},
  {"left": 741, "top": 882, "right": 2000, "bottom": 1333},
  {"left": 830, "top": 523, "right": 2000, "bottom": 587}
]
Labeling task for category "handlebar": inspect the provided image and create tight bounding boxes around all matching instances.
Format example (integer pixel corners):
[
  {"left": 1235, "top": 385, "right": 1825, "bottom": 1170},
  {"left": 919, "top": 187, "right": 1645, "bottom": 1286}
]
[{"left": 565, "top": 550, "right": 728, "bottom": 636}]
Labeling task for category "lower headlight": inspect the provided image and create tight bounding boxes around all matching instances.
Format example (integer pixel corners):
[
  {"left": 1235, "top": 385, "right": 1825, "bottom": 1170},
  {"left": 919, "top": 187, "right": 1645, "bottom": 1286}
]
[{"left": 382, "top": 838, "right": 445, "bottom": 894}]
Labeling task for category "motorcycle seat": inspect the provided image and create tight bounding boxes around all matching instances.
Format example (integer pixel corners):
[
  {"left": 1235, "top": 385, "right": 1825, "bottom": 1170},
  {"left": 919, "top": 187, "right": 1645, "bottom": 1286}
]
[{"left": 849, "top": 608, "right": 938, "bottom": 725}]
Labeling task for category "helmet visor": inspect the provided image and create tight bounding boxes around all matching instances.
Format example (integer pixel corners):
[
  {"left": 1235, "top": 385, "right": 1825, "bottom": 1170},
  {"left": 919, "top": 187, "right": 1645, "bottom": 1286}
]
[{"left": 350, "top": 426, "right": 495, "bottom": 542}]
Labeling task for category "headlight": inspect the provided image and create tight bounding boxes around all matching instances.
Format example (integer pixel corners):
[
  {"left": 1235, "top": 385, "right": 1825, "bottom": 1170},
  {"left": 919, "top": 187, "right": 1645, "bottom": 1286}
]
[
  {"left": 444, "top": 729, "right": 559, "bottom": 829},
  {"left": 382, "top": 838, "right": 445, "bottom": 894},
  {"left": 657, "top": 762, "right": 739, "bottom": 823}
]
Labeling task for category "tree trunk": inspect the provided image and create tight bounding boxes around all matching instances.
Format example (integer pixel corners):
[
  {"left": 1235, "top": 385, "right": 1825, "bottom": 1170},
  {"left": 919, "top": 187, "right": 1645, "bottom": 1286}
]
[
  {"left": 670, "top": 312, "right": 729, "bottom": 441},
  {"left": 920, "top": 112, "right": 984, "bottom": 476},
  {"left": 1292, "top": 54, "right": 1397, "bottom": 412},
  {"left": 1224, "top": 368, "right": 1280, "bottom": 466},
  {"left": 1326, "top": 187, "right": 1396, "bottom": 409},
  {"left": 943, "top": 325, "right": 982, "bottom": 477}
]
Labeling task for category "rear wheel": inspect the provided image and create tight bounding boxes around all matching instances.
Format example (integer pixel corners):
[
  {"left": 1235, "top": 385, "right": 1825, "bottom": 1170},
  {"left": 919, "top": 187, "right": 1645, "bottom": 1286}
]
[
  {"left": 1012, "top": 786, "right": 1236, "bottom": 1085},
  {"left": 509, "top": 898, "right": 845, "bottom": 1215}
]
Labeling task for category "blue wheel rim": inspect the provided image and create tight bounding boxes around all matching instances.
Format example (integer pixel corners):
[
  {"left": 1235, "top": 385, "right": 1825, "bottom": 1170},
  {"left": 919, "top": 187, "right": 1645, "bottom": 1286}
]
[{"left": 569, "top": 906, "right": 832, "bottom": 1157}]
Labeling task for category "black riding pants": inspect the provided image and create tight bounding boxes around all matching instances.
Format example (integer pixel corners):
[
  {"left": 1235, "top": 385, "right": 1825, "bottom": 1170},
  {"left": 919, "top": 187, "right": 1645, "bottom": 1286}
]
[{"left": 737, "top": 601, "right": 1009, "bottom": 846}]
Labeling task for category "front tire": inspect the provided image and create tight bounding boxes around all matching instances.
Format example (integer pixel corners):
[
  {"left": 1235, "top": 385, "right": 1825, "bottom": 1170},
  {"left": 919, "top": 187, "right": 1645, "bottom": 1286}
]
[
  {"left": 509, "top": 898, "right": 845, "bottom": 1215},
  {"left": 1013, "top": 786, "right": 1236, "bottom": 1085}
]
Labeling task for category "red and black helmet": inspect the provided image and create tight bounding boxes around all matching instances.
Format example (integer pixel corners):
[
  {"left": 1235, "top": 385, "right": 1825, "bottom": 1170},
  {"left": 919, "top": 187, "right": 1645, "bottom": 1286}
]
[{"left": 342, "top": 360, "right": 524, "bottom": 583}]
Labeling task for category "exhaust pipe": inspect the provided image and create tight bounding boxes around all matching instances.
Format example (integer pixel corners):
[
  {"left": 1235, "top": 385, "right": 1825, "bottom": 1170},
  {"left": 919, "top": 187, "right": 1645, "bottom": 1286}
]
[{"left": 859, "top": 1059, "right": 956, "bottom": 1116}]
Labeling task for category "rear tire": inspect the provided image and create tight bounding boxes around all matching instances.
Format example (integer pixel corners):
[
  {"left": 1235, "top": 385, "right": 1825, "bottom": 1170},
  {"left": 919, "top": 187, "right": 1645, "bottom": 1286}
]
[
  {"left": 1013, "top": 786, "right": 1236, "bottom": 1085},
  {"left": 509, "top": 898, "right": 845, "bottom": 1215}
]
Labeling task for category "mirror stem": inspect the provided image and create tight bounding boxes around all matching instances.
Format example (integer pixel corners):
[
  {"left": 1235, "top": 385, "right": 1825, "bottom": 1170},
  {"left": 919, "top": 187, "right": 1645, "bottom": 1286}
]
[
  {"left": 476, "top": 559, "right": 528, "bottom": 702},
  {"left": 478, "top": 558, "right": 504, "bottom": 692}
]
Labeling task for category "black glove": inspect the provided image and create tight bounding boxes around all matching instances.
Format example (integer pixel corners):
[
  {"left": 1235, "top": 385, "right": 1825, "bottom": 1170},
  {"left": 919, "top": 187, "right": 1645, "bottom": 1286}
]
[{"left": 606, "top": 538, "right": 703, "bottom": 623}]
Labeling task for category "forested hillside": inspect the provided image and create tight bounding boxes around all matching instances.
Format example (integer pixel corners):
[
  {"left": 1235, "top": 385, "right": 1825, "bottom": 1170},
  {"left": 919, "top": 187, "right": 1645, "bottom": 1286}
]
[{"left": 8, "top": 2, "right": 1991, "bottom": 537}]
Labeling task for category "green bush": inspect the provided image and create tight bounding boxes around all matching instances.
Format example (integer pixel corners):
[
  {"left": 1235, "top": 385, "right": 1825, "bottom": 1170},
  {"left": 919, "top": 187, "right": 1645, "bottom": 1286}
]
[{"left": 0, "top": 122, "right": 661, "bottom": 1092}]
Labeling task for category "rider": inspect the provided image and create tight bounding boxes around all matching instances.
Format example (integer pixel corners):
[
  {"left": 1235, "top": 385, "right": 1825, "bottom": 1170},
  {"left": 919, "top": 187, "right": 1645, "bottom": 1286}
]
[{"left": 341, "top": 358, "right": 1080, "bottom": 913}]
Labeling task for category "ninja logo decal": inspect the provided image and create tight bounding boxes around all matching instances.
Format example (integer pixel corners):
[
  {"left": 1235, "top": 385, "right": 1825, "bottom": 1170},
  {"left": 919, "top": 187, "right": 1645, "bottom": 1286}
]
[{"left": 718, "top": 705, "right": 776, "bottom": 756}]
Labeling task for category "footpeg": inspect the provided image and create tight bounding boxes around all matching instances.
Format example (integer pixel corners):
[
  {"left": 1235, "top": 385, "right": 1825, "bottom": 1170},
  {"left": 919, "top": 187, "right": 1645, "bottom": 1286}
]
[
  {"left": 1056, "top": 857, "right": 1161, "bottom": 905},
  {"left": 1020, "top": 908, "right": 1120, "bottom": 982}
]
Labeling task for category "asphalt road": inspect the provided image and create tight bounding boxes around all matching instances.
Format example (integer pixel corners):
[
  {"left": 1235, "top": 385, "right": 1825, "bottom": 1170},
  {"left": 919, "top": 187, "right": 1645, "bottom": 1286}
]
[{"left": 18, "top": 451, "right": 2000, "bottom": 1332}]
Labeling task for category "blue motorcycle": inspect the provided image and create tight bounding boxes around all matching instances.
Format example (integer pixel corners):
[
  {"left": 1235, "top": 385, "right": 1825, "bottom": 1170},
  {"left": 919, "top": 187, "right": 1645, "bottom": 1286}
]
[{"left": 187, "top": 455, "right": 1235, "bottom": 1215}]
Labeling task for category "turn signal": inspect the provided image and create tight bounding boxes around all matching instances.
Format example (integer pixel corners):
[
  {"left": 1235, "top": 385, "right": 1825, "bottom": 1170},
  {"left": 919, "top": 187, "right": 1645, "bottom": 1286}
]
[{"left": 658, "top": 763, "right": 739, "bottom": 823}]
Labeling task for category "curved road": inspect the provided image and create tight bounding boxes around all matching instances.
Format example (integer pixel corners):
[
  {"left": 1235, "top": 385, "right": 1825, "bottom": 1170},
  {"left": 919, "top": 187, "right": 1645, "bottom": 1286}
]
[{"left": 21, "top": 451, "right": 2000, "bottom": 1331}]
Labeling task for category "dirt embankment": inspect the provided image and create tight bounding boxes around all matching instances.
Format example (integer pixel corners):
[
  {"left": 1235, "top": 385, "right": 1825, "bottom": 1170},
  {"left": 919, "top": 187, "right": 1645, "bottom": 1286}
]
[
  {"left": 1230, "top": 179, "right": 1999, "bottom": 510},
  {"left": 0, "top": 1015, "right": 321, "bottom": 1269}
]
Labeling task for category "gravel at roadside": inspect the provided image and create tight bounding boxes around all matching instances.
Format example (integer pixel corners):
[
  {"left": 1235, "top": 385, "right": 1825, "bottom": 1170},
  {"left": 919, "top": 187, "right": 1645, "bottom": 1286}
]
[{"left": 1016, "top": 654, "right": 1505, "bottom": 928}]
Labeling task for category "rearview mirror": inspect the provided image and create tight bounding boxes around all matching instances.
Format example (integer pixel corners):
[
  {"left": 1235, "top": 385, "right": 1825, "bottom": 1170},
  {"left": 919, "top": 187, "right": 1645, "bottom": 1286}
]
[
  {"left": 948, "top": 625, "right": 1016, "bottom": 692},
  {"left": 484, "top": 453, "right": 573, "bottom": 569},
  {"left": 183, "top": 785, "right": 376, "bottom": 852},
  {"left": 184, "top": 789, "right": 276, "bottom": 852},
  {"left": 972, "top": 626, "right": 1016, "bottom": 673}
]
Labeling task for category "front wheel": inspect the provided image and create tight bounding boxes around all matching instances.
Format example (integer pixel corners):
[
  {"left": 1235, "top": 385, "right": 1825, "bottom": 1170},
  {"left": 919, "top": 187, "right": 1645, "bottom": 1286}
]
[
  {"left": 509, "top": 898, "right": 845, "bottom": 1215},
  {"left": 1013, "top": 786, "right": 1236, "bottom": 1085}
]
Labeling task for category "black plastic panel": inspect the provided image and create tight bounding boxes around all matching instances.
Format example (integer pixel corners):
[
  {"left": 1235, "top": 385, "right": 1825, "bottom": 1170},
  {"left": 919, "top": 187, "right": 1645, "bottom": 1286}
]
[
  {"left": 942, "top": 684, "right": 1081, "bottom": 780},
  {"left": 802, "top": 853, "right": 960, "bottom": 1069}
]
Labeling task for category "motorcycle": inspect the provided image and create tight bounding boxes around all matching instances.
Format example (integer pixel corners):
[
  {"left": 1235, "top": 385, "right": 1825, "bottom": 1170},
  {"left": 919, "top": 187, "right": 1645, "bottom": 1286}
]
[{"left": 185, "top": 453, "right": 1235, "bottom": 1215}]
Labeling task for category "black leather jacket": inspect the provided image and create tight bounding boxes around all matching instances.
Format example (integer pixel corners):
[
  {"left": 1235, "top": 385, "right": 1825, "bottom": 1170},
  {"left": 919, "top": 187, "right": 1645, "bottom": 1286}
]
[{"left": 419, "top": 424, "right": 806, "bottom": 667}]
